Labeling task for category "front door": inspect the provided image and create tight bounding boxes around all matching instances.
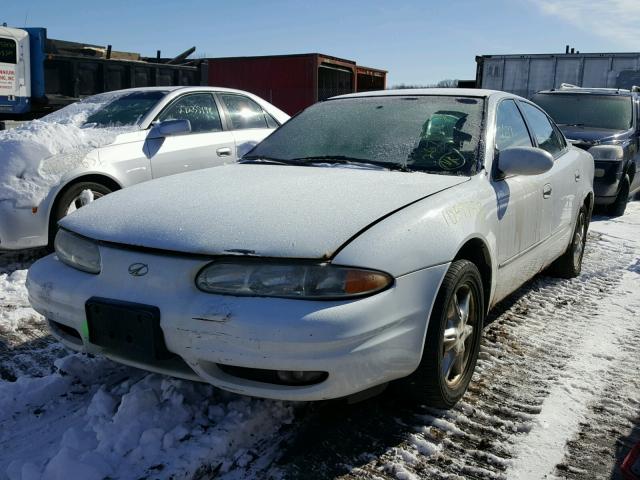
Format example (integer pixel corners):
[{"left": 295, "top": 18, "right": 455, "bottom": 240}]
[
  {"left": 145, "top": 92, "right": 237, "bottom": 179},
  {"left": 492, "top": 99, "right": 546, "bottom": 302}
]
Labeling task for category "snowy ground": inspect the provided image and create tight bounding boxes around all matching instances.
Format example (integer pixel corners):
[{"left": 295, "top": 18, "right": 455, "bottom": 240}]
[{"left": 0, "top": 203, "right": 638, "bottom": 480}]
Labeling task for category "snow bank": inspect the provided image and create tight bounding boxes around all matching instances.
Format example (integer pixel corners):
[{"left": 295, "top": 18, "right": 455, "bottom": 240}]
[
  {"left": 0, "top": 92, "right": 134, "bottom": 208},
  {"left": 1, "top": 353, "right": 294, "bottom": 479},
  {"left": 0, "top": 268, "right": 42, "bottom": 337}
]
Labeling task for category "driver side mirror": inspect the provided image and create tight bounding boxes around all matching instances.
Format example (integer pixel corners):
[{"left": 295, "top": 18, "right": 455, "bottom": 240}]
[
  {"left": 498, "top": 146, "right": 554, "bottom": 177},
  {"left": 149, "top": 119, "right": 191, "bottom": 139}
]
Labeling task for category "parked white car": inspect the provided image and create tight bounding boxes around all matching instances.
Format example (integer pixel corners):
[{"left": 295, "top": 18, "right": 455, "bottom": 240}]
[
  {"left": 27, "top": 89, "right": 593, "bottom": 407},
  {"left": 0, "top": 86, "right": 289, "bottom": 250}
]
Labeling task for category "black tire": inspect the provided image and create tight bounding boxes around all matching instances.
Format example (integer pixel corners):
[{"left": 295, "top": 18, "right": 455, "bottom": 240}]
[
  {"left": 400, "top": 259, "right": 484, "bottom": 409},
  {"left": 548, "top": 206, "right": 588, "bottom": 279},
  {"left": 607, "top": 174, "right": 630, "bottom": 217},
  {"left": 48, "top": 181, "right": 112, "bottom": 246}
]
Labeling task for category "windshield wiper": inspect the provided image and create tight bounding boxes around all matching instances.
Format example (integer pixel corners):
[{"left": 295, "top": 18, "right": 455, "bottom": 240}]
[
  {"left": 239, "top": 156, "right": 304, "bottom": 166},
  {"left": 558, "top": 123, "right": 585, "bottom": 127},
  {"left": 291, "top": 156, "right": 410, "bottom": 172}
]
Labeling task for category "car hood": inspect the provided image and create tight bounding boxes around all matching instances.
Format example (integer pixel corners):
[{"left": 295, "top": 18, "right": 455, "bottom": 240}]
[
  {"left": 560, "top": 126, "right": 631, "bottom": 145},
  {"left": 60, "top": 164, "right": 468, "bottom": 258}
]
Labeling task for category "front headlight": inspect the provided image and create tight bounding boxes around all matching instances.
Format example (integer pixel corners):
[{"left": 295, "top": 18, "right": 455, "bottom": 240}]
[
  {"left": 195, "top": 260, "right": 393, "bottom": 299},
  {"left": 54, "top": 229, "right": 101, "bottom": 274},
  {"left": 588, "top": 145, "right": 624, "bottom": 161}
]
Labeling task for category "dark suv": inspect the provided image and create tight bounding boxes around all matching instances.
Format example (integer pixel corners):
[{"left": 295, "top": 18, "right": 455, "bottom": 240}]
[{"left": 533, "top": 86, "right": 640, "bottom": 216}]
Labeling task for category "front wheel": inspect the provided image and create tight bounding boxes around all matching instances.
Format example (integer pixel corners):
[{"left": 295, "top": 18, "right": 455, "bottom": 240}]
[
  {"left": 400, "top": 259, "right": 485, "bottom": 408},
  {"left": 548, "top": 206, "right": 588, "bottom": 279},
  {"left": 48, "top": 182, "right": 112, "bottom": 246}
]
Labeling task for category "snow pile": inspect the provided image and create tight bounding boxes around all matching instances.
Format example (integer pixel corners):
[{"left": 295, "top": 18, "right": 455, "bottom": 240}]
[
  {"left": 0, "top": 269, "right": 41, "bottom": 337},
  {"left": 1, "top": 353, "right": 294, "bottom": 479},
  {"left": 0, "top": 92, "right": 134, "bottom": 207}
]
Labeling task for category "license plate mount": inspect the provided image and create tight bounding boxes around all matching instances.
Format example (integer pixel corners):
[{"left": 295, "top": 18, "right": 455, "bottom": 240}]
[{"left": 85, "top": 297, "right": 174, "bottom": 362}]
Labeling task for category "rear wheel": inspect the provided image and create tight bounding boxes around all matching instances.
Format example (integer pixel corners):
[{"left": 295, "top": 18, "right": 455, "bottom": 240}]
[
  {"left": 607, "top": 174, "right": 630, "bottom": 217},
  {"left": 48, "top": 181, "right": 112, "bottom": 246},
  {"left": 401, "top": 260, "right": 484, "bottom": 408},
  {"left": 548, "top": 206, "right": 588, "bottom": 279}
]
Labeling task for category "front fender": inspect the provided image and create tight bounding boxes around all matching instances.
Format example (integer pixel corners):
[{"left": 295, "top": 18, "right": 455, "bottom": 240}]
[{"left": 332, "top": 175, "right": 499, "bottom": 278}]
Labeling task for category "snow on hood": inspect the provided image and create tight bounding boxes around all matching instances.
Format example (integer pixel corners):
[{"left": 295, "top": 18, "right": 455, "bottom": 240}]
[
  {"left": 60, "top": 164, "right": 468, "bottom": 258},
  {"left": 0, "top": 91, "right": 136, "bottom": 208}
]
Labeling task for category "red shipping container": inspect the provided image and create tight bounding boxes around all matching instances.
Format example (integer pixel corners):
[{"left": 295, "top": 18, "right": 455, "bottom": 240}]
[{"left": 207, "top": 53, "right": 386, "bottom": 116}]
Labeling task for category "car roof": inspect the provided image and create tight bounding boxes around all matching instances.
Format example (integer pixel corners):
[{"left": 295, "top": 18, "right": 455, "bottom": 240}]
[
  {"left": 331, "top": 88, "right": 513, "bottom": 100},
  {"left": 96, "top": 85, "right": 265, "bottom": 96}
]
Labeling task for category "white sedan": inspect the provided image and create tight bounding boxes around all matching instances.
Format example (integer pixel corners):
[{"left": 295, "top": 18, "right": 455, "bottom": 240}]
[
  {"left": 27, "top": 89, "right": 593, "bottom": 407},
  {"left": 0, "top": 86, "right": 288, "bottom": 250}
]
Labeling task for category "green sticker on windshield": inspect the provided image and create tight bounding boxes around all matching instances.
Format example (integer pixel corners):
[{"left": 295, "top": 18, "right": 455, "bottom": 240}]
[{"left": 438, "top": 153, "right": 466, "bottom": 170}]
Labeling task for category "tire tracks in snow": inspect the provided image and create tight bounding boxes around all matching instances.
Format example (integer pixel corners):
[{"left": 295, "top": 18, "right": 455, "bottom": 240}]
[{"left": 251, "top": 230, "right": 637, "bottom": 480}]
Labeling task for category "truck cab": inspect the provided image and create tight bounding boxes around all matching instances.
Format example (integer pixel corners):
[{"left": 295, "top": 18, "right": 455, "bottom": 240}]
[
  {"left": 0, "top": 26, "right": 206, "bottom": 122},
  {"left": 0, "top": 26, "right": 31, "bottom": 116},
  {"left": 532, "top": 85, "right": 640, "bottom": 216}
]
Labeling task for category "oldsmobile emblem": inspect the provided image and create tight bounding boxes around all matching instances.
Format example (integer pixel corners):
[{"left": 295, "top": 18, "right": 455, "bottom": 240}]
[{"left": 128, "top": 263, "right": 149, "bottom": 277}]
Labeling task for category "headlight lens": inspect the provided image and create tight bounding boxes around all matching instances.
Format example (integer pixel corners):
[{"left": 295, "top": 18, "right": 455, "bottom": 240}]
[
  {"left": 195, "top": 260, "right": 393, "bottom": 299},
  {"left": 54, "top": 229, "right": 101, "bottom": 274},
  {"left": 588, "top": 145, "right": 624, "bottom": 161}
]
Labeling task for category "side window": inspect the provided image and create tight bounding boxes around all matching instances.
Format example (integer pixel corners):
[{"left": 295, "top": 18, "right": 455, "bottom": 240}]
[
  {"left": 552, "top": 123, "right": 567, "bottom": 149},
  {"left": 519, "top": 102, "right": 564, "bottom": 157},
  {"left": 495, "top": 100, "right": 532, "bottom": 151},
  {"left": 265, "top": 112, "right": 280, "bottom": 129},
  {"left": 157, "top": 93, "right": 222, "bottom": 133},
  {"left": 219, "top": 94, "right": 269, "bottom": 130},
  {"left": 0, "top": 38, "right": 17, "bottom": 64}
]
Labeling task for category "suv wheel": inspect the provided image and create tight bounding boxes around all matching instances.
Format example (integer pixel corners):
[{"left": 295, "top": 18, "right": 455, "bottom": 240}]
[{"left": 607, "top": 174, "right": 630, "bottom": 217}]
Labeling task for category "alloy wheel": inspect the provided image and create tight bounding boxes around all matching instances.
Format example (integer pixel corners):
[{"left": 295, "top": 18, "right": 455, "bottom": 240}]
[
  {"left": 65, "top": 190, "right": 104, "bottom": 216},
  {"left": 572, "top": 211, "right": 586, "bottom": 270},
  {"left": 442, "top": 284, "right": 478, "bottom": 388}
]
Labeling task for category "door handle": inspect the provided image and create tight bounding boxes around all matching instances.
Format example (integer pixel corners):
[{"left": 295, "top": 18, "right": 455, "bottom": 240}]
[
  {"left": 543, "top": 184, "right": 553, "bottom": 199},
  {"left": 574, "top": 172, "right": 581, "bottom": 181},
  {"left": 216, "top": 147, "right": 232, "bottom": 157}
]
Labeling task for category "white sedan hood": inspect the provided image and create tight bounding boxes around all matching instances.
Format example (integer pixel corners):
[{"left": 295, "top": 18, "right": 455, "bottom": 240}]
[{"left": 60, "top": 164, "right": 468, "bottom": 258}]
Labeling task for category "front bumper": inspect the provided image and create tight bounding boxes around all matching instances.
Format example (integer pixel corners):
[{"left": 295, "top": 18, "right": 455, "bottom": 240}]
[
  {"left": 593, "top": 160, "right": 625, "bottom": 205},
  {"left": 27, "top": 246, "right": 448, "bottom": 401},
  {"left": 0, "top": 202, "right": 49, "bottom": 250}
]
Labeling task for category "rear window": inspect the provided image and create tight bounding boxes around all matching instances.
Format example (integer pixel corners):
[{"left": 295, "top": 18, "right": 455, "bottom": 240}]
[
  {"left": 533, "top": 93, "right": 633, "bottom": 130},
  {"left": 0, "top": 38, "right": 17, "bottom": 64}
]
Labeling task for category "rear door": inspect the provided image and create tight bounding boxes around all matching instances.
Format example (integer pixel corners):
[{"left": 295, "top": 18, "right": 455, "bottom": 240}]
[
  {"left": 145, "top": 92, "right": 237, "bottom": 179},
  {"left": 217, "top": 93, "right": 279, "bottom": 158},
  {"left": 518, "top": 101, "right": 576, "bottom": 261}
]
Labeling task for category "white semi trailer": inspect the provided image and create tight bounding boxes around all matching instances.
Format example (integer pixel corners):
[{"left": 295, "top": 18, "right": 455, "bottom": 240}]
[{"left": 475, "top": 52, "right": 640, "bottom": 98}]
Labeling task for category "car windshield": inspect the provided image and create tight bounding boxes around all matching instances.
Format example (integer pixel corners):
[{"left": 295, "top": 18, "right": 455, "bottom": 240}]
[
  {"left": 82, "top": 90, "right": 167, "bottom": 128},
  {"left": 245, "top": 95, "right": 485, "bottom": 175},
  {"left": 533, "top": 93, "right": 633, "bottom": 130}
]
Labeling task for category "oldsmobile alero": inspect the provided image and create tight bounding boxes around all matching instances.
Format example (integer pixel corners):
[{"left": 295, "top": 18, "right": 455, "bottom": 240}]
[{"left": 26, "top": 89, "right": 594, "bottom": 407}]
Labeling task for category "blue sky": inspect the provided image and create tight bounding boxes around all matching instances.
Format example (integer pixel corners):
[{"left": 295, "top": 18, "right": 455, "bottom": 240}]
[{"left": 2, "top": 0, "right": 638, "bottom": 85}]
